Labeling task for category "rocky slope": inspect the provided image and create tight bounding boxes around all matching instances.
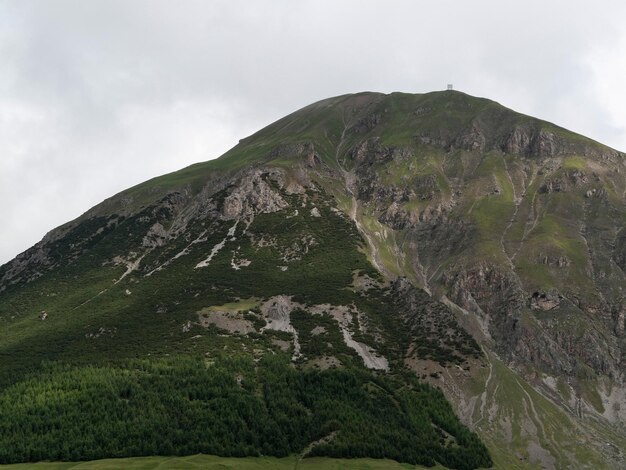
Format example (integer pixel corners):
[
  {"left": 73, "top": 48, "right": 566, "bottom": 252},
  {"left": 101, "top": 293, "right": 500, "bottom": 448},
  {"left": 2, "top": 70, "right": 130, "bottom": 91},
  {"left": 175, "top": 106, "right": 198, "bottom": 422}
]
[{"left": 1, "top": 90, "right": 626, "bottom": 468}]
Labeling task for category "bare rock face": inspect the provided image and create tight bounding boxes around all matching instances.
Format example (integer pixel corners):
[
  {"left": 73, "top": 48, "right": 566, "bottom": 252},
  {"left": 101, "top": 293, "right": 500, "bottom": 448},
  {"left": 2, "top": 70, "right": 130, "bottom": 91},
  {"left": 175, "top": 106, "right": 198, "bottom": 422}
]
[
  {"left": 502, "top": 126, "right": 534, "bottom": 155},
  {"left": 438, "top": 258, "right": 624, "bottom": 380},
  {"left": 615, "top": 307, "right": 626, "bottom": 337},
  {"left": 502, "top": 126, "right": 561, "bottom": 158},
  {"left": 222, "top": 169, "right": 289, "bottom": 219},
  {"left": 380, "top": 202, "right": 419, "bottom": 229},
  {"left": 443, "top": 263, "right": 525, "bottom": 316},
  {"left": 0, "top": 208, "right": 95, "bottom": 290},
  {"left": 0, "top": 244, "right": 49, "bottom": 291},
  {"left": 539, "top": 254, "right": 571, "bottom": 268},
  {"left": 354, "top": 112, "right": 382, "bottom": 133},
  {"left": 613, "top": 229, "right": 626, "bottom": 273},
  {"left": 304, "top": 151, "right": 321, "bottom": 168},
  {"left": 351, "top": 140, "right": 419, "bottom": 208},
  {"left": 513, "top": 320, "right": 578, "bottom": 375},
  {"left": 442, "top": 263, "right": 525, "bottom": 355},
  {"left": 222, "top": 196, "right": 244, "bottom": 219},
  {"left": 351, "top": 138, "right": 391, "bottom": 165},
  {"left": 266, "top": 141, "right": 323, "bottom": 170},
  {"left": 533, "top": 130, "right": 558, "bottom": 157},
  {"left": 261, "top": 295, "right": 296, "bottom": 326},
  {"left": 142, "top": 222, "right": 168, "bottom": 248},
  {"left": 540, "top": 169, "right": 589, "bottom": 194},
  {"left": 530, "top": 290, "right": 562, "bottom": 311},
  {"left": 454, "top": 123, "right": 486, "bottom": 152}
]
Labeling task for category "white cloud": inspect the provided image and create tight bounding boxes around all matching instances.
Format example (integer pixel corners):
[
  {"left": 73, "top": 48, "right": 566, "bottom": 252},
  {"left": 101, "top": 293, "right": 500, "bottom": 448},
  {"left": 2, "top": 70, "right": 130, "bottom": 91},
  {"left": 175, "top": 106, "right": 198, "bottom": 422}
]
[{"left": 584, "top": 34, "right": 626, "bottom": 150}]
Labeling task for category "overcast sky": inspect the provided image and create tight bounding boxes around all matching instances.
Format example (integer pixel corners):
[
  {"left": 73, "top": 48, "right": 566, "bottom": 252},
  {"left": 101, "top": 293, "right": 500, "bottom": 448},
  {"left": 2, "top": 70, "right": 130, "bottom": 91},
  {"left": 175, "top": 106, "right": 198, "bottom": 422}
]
[{"left": 1, "top": 0, "right": 626, "bottom": 265}]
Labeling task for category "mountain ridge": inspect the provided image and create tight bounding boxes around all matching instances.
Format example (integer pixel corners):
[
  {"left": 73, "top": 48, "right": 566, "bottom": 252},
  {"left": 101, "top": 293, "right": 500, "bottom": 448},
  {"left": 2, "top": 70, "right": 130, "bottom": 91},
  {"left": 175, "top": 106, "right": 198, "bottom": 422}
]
[{"left": 39, "top": 90, "right": 623, "bottom": 225}]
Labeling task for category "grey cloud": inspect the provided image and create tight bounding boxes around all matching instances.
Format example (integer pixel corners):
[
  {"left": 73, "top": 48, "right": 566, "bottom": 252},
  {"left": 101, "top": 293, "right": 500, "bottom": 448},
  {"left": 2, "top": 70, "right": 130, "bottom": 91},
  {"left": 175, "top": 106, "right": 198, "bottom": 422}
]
[{"left": 1, "top": 0, "right": 626, "bottom": 264}]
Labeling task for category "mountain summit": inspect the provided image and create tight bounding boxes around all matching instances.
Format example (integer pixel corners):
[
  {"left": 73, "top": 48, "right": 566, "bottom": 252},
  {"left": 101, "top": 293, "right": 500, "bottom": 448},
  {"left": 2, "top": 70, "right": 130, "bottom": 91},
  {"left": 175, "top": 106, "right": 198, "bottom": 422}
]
[{"left": 1, "top": 91, "right": 625, "bottom": 468}]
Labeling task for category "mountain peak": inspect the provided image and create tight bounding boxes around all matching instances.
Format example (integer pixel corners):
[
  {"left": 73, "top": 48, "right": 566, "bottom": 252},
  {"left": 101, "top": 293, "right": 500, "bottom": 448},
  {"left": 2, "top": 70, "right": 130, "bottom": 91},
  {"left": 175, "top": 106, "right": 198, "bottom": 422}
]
[
  {"left": 228, "top": 89, "right": 619, "bottom": 168},
  {"left": 2, "top": 90, "right": 626, "bottom": 468}
]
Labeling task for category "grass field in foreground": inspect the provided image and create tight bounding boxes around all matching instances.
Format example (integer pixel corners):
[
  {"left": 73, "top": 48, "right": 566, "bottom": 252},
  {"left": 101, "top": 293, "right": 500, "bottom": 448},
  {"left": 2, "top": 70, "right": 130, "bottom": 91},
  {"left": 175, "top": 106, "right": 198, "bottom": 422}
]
[{"left": 0, "top": 454, "right": 441, "bottom": 469}]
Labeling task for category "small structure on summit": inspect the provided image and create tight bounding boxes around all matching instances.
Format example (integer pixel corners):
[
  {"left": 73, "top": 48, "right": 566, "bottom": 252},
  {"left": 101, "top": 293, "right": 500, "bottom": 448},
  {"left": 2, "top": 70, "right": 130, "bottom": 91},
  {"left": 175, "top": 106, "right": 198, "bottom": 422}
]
[{"left": 447, "top": 84, "right": 453, "bottom": 91}]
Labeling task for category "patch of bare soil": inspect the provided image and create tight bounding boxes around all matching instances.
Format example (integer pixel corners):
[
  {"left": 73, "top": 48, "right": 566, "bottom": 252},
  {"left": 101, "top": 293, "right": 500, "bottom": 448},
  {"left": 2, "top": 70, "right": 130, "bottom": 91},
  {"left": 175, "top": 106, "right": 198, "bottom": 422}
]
[{"left": 197, "top": 309, "right": 255, "bottom": 334}]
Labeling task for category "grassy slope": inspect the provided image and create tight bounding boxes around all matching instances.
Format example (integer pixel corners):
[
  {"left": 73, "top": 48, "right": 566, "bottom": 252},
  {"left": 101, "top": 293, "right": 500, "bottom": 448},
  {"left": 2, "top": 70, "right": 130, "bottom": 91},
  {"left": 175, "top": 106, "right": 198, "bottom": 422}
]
[
  {"left": 0, "top": 454, "right": 443, "bottom": 469},
  {"left": 457, "top": 352, "right": 626, "bottom": 469}
]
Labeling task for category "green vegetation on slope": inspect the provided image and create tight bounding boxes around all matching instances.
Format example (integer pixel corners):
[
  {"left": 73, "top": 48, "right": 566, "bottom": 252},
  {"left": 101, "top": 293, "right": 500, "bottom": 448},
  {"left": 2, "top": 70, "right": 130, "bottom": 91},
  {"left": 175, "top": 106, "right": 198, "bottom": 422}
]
[
  {"left": 0, "top": 454, "right": 444, "bottom": 469},
  {"left": 464, "top": 354, "right": 626, "bottom": 469},
  {"left": 4, "top": 89, "right": 619, "bottom": 470},
  {"left": 0, "top": 183, "right": 474, "bottom": 381},
  {"left": 0, "top": 355, "right": 491, "bottom": 470}
]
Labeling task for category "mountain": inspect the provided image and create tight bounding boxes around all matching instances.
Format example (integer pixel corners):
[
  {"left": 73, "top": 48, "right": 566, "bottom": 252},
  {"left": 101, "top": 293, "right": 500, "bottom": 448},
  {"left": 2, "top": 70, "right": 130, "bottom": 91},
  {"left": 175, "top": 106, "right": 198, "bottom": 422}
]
[{"left": 1, "top": 90, "right": 626, "bottom": 469}]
